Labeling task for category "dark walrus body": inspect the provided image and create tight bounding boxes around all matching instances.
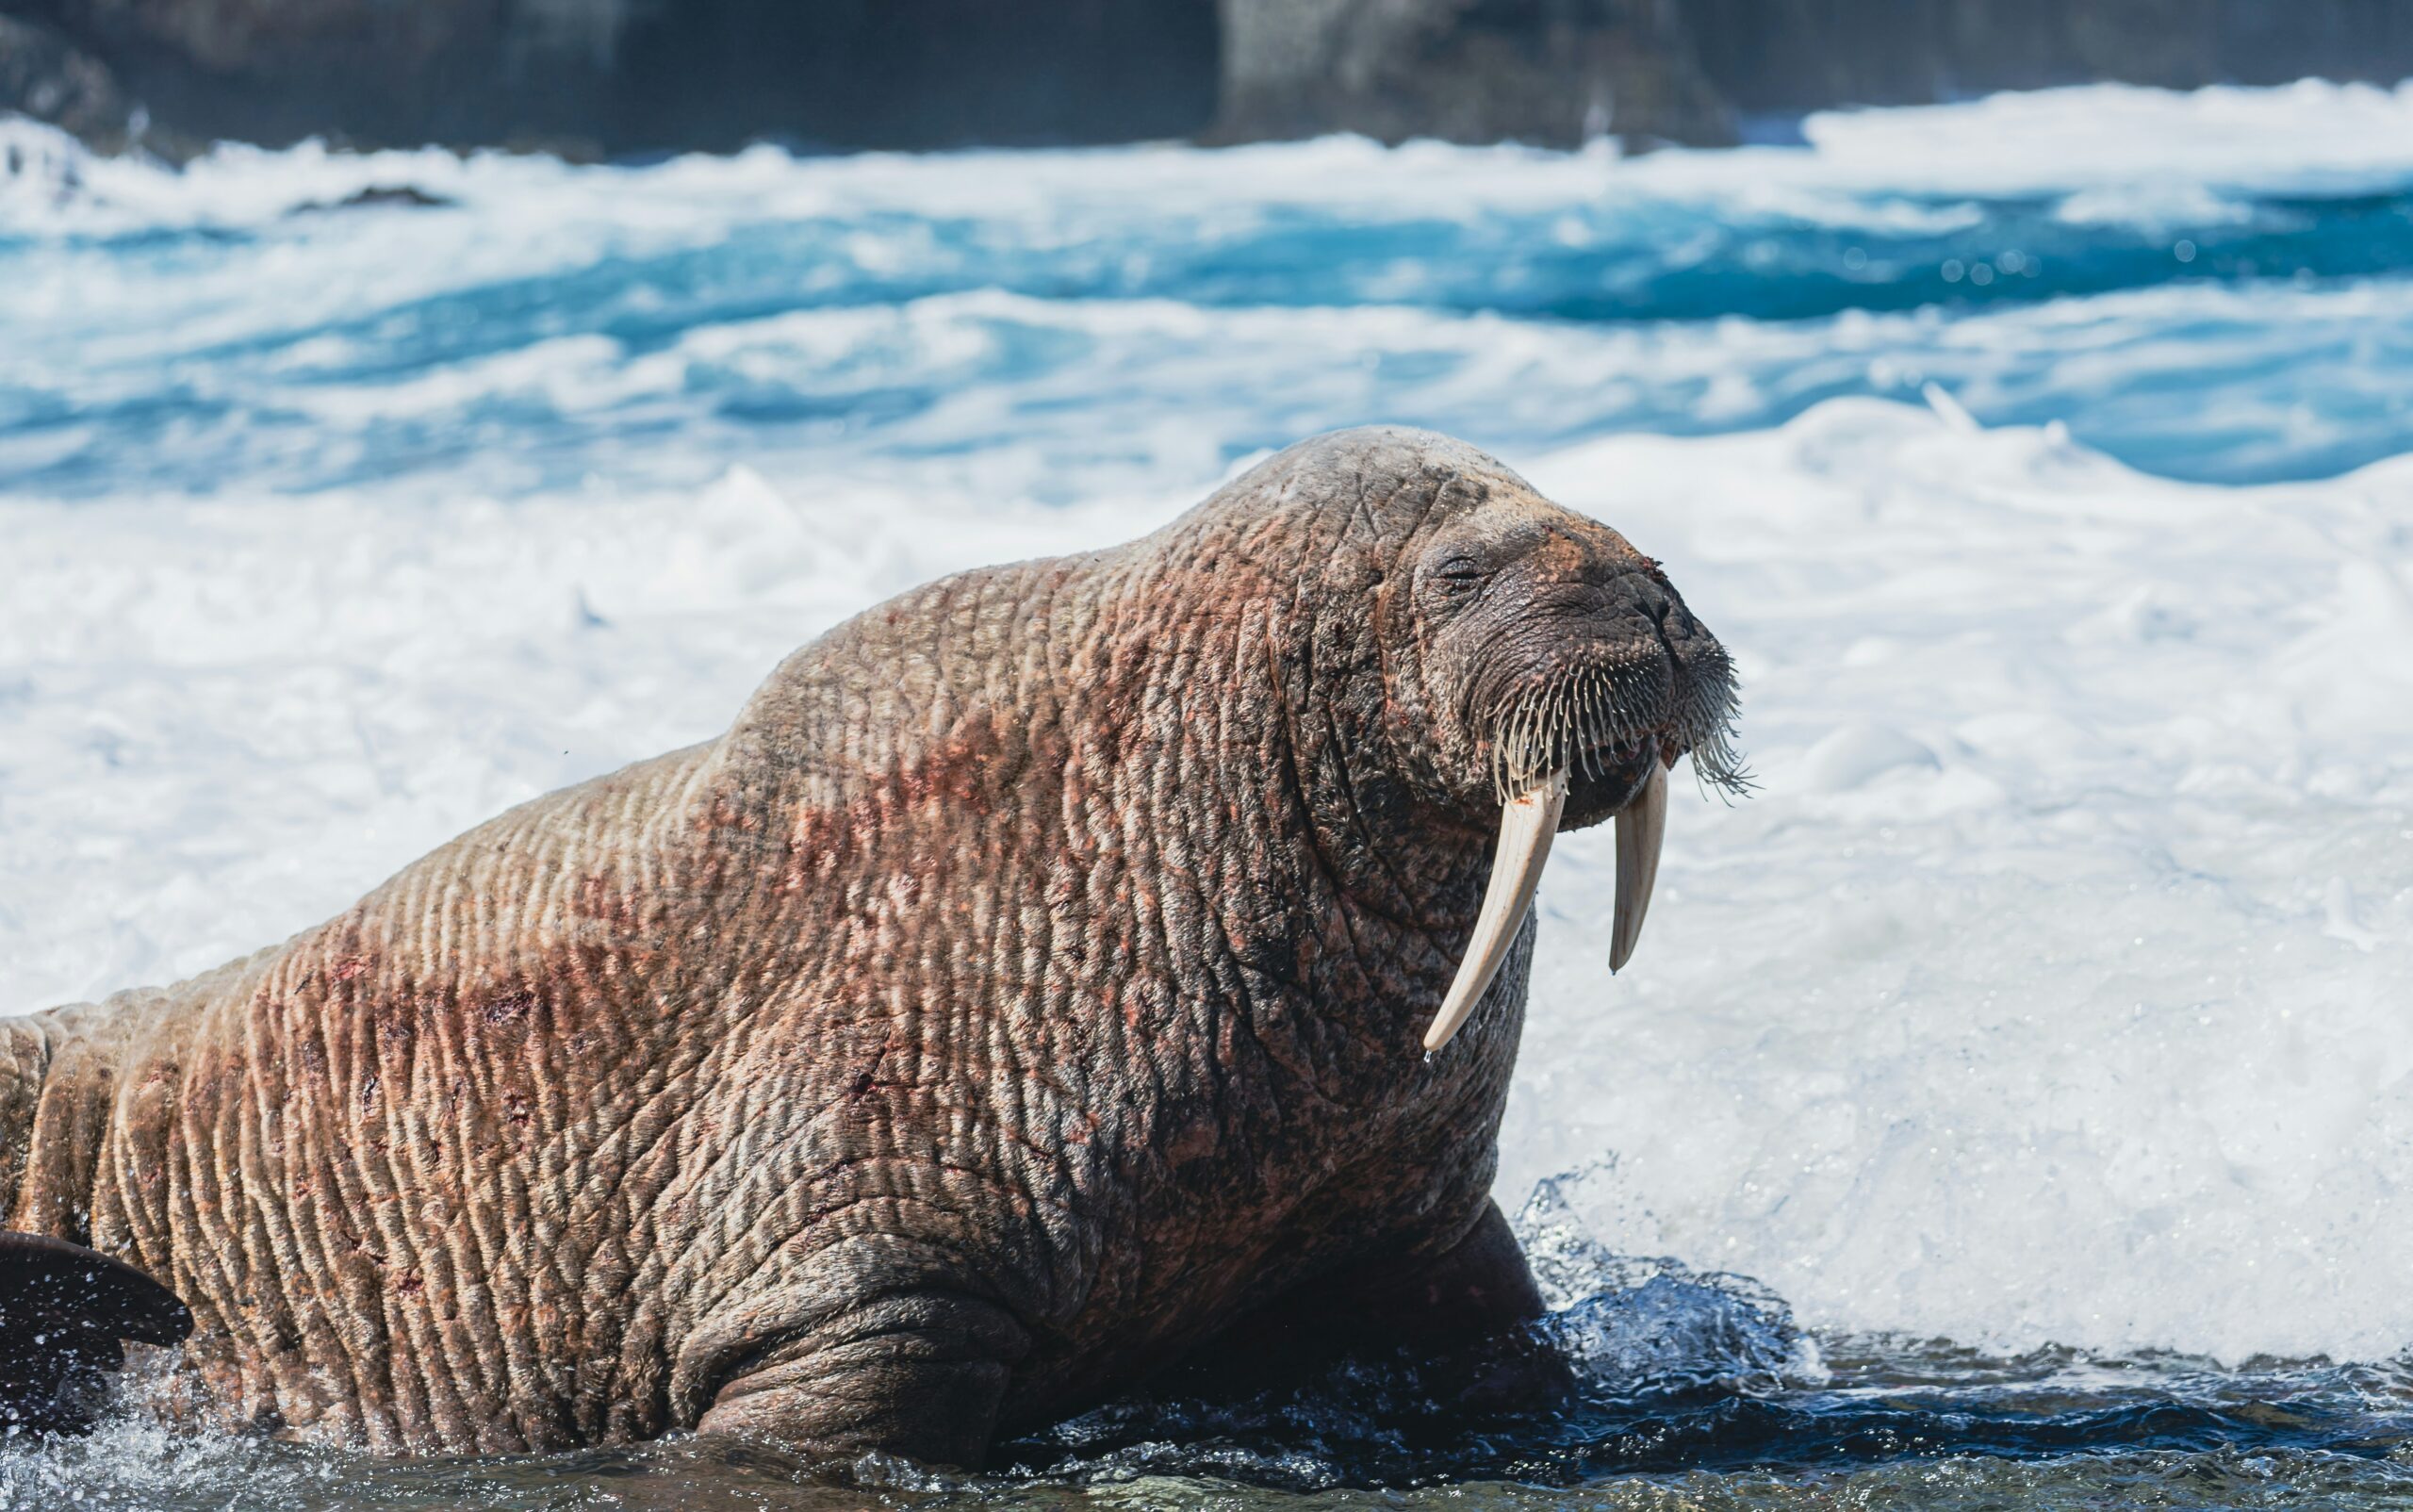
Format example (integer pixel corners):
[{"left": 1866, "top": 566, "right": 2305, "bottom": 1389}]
[{"left": 0, "top": 427, "right": 1737, "bottom": 1460}]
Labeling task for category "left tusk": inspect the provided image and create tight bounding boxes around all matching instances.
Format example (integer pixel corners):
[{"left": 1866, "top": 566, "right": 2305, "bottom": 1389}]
[
  {"left": 1423, "top": 768, "right": 1568, "bottom": 1053},
  {"left": 1608, "top": 761, "right": 1667, "bottom": 973}
]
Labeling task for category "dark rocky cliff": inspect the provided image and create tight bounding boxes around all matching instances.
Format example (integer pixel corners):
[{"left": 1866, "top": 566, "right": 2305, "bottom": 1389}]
[
  {"left": 0, "top": 0, "right": 1222, "bottom": 156},
  {"left": 1683, "top": 0, "right": 2413, "bottom": 114},
  {"left": 1211, "top": 0, "right": 1737, "bottom": 149},
  {"left": 1, "top": 11, "right": 140, "bottom": 150},
  {"left": 3, "top": 0, "right": 2411, "bottom": 158},
  {"left": 1211, "top": 0, "right": 2413, "bottom": 146}
]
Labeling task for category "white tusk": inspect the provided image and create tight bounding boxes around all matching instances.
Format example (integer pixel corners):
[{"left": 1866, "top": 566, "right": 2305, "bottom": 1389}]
[
  {"left": 1423, "top": 768, "right": 1568, "bottom": 1053},
  {"left": 1608, "top": 762, "right": 1667, "bottom": 973}
]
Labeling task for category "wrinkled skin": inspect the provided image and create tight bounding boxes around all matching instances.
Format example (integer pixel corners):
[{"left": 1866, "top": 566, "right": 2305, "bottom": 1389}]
[{"left": 0, "top": 427, "right": 1732, "bottom": 1463}]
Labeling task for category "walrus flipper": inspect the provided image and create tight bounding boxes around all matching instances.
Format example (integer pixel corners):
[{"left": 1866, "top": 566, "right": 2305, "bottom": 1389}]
[{"left": 0, "top": 1231, "right": 191, "bottom": 1432}]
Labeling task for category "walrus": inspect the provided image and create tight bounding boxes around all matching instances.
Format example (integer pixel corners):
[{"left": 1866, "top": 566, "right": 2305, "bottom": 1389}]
[{"left": 0, "top": 426, "right": 1741, "bottom": 1462}]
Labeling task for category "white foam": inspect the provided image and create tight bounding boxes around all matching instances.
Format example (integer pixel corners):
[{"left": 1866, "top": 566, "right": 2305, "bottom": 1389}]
[
  {"left": 9, "top": 77, "right": 2413, "bottom": 239},
  {"left": 1792, "top": 78, "right": 2413, "bottom": 195},
  {"left": 12, "top": 267, "right": 2407, "bottom": 505},
  {"left": 1502, "top": 403, "right": 2413, "bottom": 1364}
]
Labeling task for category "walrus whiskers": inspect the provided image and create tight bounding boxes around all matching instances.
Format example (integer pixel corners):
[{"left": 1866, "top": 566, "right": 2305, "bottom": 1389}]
[{"left": 1432, "top": 636, "right": 1746, "bottom": 1052}]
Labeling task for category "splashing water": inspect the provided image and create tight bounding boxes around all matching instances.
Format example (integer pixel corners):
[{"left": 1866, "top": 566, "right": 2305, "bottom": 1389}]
[{"left": 15, "top": 1170, "right": 2413, "bottom": 1509}]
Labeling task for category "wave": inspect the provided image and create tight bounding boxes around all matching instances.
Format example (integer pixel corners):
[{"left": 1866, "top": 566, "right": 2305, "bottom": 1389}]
[
  {"left": 13, "top": 79, "right": 2413, "bottom": 225},
  {"left": 8, "top": 79, "right": 2413, "bottom": 500},
  {"left": 6, "top": 262, "right": 2412, "bottom": 501}
]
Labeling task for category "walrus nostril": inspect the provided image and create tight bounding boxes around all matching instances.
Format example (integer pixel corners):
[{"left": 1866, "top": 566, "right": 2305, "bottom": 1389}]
[{"left": 1608, "top": 568, "right": 1674, "bottom": 633}]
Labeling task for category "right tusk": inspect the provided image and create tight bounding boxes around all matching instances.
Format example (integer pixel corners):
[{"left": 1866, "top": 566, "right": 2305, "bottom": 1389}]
[
  {"left": 1608, "top": 761, "right": 1667, "bottom": 973},
  {"left": 1423, "top": 768, "right": 1568, "bottom": 1053}
]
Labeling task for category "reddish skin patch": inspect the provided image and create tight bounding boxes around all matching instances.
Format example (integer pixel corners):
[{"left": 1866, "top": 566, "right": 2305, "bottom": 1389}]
[{"left": 571, "top": 876, "right": 645, "bottom": 931}]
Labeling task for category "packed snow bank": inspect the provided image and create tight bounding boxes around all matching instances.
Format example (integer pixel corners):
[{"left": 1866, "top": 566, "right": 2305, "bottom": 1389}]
[{"left": 4, "top": 399, "right": 2407, "bottom": 1363}]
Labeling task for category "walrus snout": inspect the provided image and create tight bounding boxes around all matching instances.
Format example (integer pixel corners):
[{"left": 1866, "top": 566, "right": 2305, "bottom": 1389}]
[
  {"left": 1461, "top": 565, "right": 1737, "bottom": 812},
  {"left": 1413, "top": 505, "right": 1744, "bottom": 1053}
]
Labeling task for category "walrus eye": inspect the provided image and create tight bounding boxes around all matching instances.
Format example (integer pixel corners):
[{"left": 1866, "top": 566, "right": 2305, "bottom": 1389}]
[{"left": 1435, "top": 555, "right": 1486, "bottom": 592}]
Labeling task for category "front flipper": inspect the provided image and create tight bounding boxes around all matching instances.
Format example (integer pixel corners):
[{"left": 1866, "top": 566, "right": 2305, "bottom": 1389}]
[
  {"left": 0, "top": 1231, "right": 192, "bottom": 1433},
  {"left": 696, "top": 1290, "right": 1030, "bottom": 1469}
]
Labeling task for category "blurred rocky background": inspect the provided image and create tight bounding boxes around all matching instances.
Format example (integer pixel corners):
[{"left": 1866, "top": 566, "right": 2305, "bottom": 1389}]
[{"left": 3, "top": 0, "right": 2411, "bottom": 159}]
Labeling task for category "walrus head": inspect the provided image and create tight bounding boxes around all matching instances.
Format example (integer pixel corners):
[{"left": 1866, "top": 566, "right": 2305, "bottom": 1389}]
[{"left": 1331, "top": 437, "right": 1747, "bottom": 1051}]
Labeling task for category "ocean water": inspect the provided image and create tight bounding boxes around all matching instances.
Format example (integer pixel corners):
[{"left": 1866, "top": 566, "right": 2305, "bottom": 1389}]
[{"left": 5, "top": 78, "right": 2413, "bottom": 1509}]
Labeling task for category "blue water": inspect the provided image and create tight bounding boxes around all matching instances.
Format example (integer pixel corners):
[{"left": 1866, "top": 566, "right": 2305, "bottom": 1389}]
[
  {"left": 20, "top": 1230, "right": 2413, "bottom": 1509},
  {"left": 3, "top": 120, "right": 2412, "bottom": 507},
  {"left": 15, "top": 1180, "right": 2413, "bottom": 1507}
]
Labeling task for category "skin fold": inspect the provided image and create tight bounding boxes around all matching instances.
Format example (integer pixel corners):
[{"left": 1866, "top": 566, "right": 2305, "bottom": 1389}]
[{"left": 0, "top": 427, "right": 1733, "bottom": 1463}]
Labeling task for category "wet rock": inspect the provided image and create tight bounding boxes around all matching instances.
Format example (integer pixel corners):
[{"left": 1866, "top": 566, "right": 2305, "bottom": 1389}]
[
  {"left": 14, "top": 0, "right": 1221, "bottom": 154},
  {"left": 1212, "top": 0, "right": 1739, "bottom": 148},
  {"left": 1686, "top": 0, "right": 2413, "bottom": 114},
  {"left": 0, "top": 11, "right": 137, "bottom": 152},
  {"left": 1211, "top": 0, "right": 2413, "bottom": 152},
  {"left": 9, "top": 0, "right": 2413, "bottom": 160},
  {"left": 288, "top": 184, "right": 458, "bottom": 215}
]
